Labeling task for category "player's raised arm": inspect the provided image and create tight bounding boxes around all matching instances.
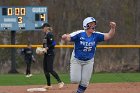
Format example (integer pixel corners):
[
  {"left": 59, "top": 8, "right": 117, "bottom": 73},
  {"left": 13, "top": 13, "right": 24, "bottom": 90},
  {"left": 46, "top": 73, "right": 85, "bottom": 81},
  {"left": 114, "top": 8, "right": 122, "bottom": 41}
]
[
  {"left": 104, "top": 22, "right": 116, "bottom": 41},
  {"left": 61, "top": 34, "right": 71, "bottom": 41}
]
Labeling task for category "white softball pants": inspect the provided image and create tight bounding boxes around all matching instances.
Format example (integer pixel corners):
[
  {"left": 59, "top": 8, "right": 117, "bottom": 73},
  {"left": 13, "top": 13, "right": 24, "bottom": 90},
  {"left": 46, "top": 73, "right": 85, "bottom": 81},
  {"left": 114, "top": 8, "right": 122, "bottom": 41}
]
[{"left": 70, "top": 52, "right": 94, "bottom": 87}]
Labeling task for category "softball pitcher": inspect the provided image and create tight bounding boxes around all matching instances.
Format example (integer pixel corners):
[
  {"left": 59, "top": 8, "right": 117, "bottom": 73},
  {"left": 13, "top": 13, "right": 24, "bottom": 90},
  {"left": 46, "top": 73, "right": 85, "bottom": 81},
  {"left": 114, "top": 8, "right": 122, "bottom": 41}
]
[
  {"left": 62, "top": 17, "right": 116, "bottom": 93},
  {"left": 41, "top": 23, "right": 64, "bottom": 89}
]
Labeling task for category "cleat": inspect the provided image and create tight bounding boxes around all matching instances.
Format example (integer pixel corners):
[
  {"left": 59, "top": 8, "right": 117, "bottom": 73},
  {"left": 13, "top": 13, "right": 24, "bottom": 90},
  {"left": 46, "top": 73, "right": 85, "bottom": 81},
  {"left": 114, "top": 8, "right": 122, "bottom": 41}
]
[
  {"left": 29, "top": 74, "right": 32, "bottom": 77},
  {"left": 58, "top": 82, "right": 64, "bottom": 88},
  {"left": 26, "top": 75, "right": 30, "bottom": 78}
]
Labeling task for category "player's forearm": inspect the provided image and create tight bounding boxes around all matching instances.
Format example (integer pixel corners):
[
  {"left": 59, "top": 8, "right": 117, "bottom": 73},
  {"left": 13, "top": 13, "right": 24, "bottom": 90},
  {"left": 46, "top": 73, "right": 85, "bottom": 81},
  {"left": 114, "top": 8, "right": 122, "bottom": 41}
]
[
  {"left": 108, "top": 28, "right": 115, "bottom": 38},
  {"left": 104, "top": 22, "right": 116, "bottom": 40},
  {"left": 104, "top": 28, "right": 115, "bottom": 40}
]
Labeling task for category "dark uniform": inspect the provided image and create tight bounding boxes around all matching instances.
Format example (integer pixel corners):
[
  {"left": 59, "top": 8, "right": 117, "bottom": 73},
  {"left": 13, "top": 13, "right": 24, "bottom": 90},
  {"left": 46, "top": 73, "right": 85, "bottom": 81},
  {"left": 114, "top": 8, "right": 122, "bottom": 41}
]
[
  {"left": 21, "top": 46, "right": 34, "bottom": 76},
  {"left": 43, "top": 32, "right": 62, "bottom": 86}
]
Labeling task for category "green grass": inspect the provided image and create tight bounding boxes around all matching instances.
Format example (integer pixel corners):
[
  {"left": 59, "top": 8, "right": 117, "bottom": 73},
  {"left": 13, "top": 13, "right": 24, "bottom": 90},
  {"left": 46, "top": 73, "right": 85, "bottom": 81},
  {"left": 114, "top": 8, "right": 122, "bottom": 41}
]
[
  {"left": 0, "top": 74, "right": 70, "bottom": 86},
  {"left": 0, "top": 73, "right": 140, "bottom": 86},
  {"left": 91, "top": 72, "right": 140, "bottom": 83}
]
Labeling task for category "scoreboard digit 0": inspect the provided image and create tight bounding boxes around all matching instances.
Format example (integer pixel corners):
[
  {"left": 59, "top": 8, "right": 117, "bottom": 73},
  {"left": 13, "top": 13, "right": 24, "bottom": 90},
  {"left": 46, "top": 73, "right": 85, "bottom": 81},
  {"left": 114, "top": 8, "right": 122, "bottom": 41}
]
[{"left": 0, "top": 6, "right": 48, "bottom": 31}]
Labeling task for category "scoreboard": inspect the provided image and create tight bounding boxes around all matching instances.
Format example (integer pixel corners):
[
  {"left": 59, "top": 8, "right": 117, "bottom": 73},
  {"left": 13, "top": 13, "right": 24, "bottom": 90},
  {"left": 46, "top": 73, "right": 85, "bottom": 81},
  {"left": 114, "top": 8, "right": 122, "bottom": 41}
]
[{"left": 0, "top": 6, "right": 48, "bottom": 31}]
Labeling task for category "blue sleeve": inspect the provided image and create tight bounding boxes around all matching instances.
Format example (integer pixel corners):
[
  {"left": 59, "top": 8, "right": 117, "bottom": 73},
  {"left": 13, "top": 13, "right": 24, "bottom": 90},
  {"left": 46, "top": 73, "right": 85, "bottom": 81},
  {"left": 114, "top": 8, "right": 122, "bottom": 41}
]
[
  {"left": 52, "top": 41, "right": 56, "bottom": 46},
  {"left": 70, "top": 35, "right": 78, "bottom": 42},
  {"left": 96, "top": 33, "right": 104, "bottom": 42},
  {"left": 70, "top": 31, "right": 81, "bottom": 42},
  {"left": 46, "top": 32, "right": 55, "bottom": 48}
]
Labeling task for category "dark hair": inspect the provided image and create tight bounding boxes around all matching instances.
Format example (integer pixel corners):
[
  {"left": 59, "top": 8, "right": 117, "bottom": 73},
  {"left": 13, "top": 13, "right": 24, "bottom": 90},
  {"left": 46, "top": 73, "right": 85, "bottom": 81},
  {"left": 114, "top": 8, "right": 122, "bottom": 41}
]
[{"left": 41, "top": 23, "right": 51, "bottom": 28}]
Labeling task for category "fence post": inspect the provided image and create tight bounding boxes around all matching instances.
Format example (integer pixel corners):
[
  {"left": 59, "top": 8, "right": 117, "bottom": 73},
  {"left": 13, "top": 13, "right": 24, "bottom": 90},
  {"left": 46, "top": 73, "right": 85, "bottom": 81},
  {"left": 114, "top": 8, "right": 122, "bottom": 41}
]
[{"left": 8, "top": 31, "right": 18, "bottom": 73}]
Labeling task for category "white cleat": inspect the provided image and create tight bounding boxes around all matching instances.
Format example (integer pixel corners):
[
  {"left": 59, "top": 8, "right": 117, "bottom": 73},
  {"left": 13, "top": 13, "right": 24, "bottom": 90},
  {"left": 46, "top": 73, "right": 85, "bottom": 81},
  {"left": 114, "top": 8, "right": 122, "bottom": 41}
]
[
  {"left": 26, "top": 74, "right": 32, "bottom": 78},
  {"left": 58, "top": 82, "right": 64, "bottom": 89}
]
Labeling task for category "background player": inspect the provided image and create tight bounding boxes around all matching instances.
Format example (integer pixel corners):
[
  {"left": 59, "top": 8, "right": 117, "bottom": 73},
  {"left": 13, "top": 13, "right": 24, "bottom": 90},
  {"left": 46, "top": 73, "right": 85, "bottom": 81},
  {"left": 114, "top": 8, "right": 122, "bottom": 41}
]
[
  {"left": 61, "top": 17, "right": 116, "bottom": 93},
  {"left": 21, "top": 43, "right": 36, "bottom": 77},
  {"left": 41, "top": 23, "right": 64, "bottom": 89}
]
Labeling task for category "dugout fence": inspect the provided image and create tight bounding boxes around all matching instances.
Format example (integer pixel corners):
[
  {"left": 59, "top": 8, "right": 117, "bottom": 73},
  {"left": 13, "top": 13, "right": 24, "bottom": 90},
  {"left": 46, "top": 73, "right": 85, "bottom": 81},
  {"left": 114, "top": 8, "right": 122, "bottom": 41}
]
[
  {"left": 1, "top": 44, "right": 140, "bottom": 48},
  {"left": 0, "top": 45, "right": 140, "bottom": 73}
]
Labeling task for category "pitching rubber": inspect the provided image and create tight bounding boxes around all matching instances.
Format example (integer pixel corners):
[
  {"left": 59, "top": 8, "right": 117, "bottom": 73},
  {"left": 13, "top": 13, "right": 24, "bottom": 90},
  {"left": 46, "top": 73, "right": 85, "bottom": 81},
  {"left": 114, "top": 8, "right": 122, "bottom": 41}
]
[{"left": 27, "top": 88, "right": 47, "bottom": 92}]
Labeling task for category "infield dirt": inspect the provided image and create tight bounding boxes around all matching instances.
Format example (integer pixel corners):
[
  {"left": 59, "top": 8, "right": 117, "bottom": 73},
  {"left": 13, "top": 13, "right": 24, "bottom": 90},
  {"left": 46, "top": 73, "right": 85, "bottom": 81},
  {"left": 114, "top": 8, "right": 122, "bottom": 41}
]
[{"left": 0, "top": 82, "right": 140, "bottom": 93}]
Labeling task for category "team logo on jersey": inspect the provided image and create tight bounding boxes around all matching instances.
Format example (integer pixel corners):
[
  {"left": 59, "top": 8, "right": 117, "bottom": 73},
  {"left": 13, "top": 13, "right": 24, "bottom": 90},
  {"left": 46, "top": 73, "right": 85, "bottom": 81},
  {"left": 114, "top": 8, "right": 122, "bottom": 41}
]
[
  {"left": 80, "top": 41, "right": 95, "bottom": 46},
  {"left": 80, "top": 37, "right": 85, "bottom": 40}
]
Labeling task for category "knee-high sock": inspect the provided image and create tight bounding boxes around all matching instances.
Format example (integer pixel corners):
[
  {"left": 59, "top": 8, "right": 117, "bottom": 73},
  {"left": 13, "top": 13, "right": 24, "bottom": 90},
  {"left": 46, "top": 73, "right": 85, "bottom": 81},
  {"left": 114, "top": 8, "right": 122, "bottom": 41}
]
[{"left": 76, "top": 84, "right": 87, "bottom": 93}]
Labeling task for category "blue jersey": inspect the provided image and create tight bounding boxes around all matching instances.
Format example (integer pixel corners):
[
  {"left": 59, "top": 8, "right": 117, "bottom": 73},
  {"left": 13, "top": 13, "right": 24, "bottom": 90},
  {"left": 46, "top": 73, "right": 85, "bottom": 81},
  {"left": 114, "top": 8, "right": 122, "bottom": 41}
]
[{"left": 70, "top": 30, "right": 104, "bottom": 61}]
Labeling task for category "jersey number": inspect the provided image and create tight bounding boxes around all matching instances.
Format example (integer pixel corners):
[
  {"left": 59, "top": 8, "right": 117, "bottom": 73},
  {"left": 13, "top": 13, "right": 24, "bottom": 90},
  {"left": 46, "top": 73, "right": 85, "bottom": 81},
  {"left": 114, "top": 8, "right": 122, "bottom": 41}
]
[{"left": 83, "top": 47, "right": 92, "bottom": 52}]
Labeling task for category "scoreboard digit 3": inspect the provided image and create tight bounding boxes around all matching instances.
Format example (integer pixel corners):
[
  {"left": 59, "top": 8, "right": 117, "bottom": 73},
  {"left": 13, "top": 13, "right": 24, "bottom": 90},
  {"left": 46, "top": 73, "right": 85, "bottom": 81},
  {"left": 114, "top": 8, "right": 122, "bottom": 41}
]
[{"left": 0, "top": 6, "right": 48, "bottom": 31}]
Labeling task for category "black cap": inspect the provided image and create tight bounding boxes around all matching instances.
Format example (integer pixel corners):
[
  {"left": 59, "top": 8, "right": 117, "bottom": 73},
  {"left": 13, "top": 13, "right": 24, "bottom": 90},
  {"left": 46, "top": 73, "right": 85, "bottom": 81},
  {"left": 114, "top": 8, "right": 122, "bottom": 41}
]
[{"left": 41, "top": 23, "right": 50, "bottom": 28}]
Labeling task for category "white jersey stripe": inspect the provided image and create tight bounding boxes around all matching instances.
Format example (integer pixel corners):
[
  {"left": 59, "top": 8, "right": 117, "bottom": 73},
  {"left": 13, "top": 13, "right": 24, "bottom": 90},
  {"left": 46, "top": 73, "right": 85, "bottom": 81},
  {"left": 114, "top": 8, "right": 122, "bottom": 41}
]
[{"left": 70, "top": 30, "right": 85, "bottom": 37}]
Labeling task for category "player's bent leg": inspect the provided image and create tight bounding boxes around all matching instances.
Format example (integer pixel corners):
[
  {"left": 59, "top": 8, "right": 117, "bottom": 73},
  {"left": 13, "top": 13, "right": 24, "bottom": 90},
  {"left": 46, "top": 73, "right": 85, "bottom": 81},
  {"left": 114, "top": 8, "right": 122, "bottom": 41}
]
[
  {"left": 70, "top": 56, "right": 82, "bottom": 84},
  {"left": 70, "top": 63, "right": 81, "bottom": 83},
  {"left": 71, "top": 80, "right": 80, "bottom": 84},
  {"left": 81, "top": 60, "right": 94, "bottom": 87},
  {"left": 76, "top": 61, "right": 94, "bottom": 93}
]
